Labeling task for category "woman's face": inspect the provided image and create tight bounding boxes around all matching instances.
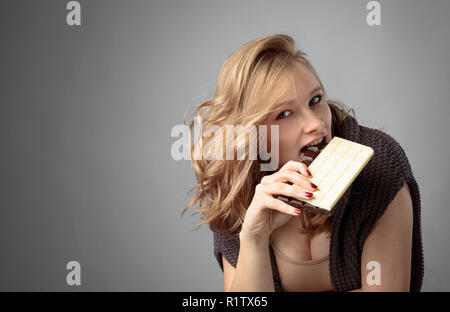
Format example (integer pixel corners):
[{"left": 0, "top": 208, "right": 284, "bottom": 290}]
[{"left": 267, "top": 62, "right": 333, "bottom": 170}]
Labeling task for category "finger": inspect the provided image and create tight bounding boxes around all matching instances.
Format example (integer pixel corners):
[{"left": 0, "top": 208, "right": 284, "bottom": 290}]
[
  {"left": 262, "top": 181, "right": 314, "bottom": 200},
  {"left": 279, "top": 160, "right": 311, "bottom": 177},
  {"left": 265, "top": 196, "right": 303, "bottom": 216},
  {"left": 262, "top": 169, "right": 317, "bottom": 192},
  {"left": 298, "top": 162, "right": 313, "bottom": 177}
]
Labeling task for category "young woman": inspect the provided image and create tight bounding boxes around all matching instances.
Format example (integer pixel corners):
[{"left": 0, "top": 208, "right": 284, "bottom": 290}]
[{"left": 182, "top": 34, "right": 423, "bottom": 292}]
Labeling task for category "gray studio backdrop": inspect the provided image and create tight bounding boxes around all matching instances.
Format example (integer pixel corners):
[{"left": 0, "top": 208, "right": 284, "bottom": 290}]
[{"left": 1, "top": 0, "right": 449, "bottom": 291}]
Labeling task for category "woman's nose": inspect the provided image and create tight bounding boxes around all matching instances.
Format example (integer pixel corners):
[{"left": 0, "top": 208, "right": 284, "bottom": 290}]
[{"left": 300, "top": 110, "right": 323, "bottom": 133}]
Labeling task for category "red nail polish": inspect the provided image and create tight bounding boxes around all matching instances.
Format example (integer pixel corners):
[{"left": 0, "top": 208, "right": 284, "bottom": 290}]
[
  {"left": 311, "top": 182, "right": 318, "bottom": 189},
  {"left": 294, "top": 209, "right": 302, "bottom": 214},
  {"left": 305, "top": 192, "right": 313, "bottom": 197},
  {"left": 306, "top": 170, "right": 312, "bottom": 176}
]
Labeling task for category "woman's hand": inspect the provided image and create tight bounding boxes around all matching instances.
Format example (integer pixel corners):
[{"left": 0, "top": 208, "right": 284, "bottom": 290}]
[{"left": 240, "top": 160, "right": 318, "bottom": 241}]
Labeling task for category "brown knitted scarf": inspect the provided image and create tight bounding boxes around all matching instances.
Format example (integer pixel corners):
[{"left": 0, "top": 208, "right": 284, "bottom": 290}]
[{"left": 213, "top": 114, "right": 424, "bottom": 292}]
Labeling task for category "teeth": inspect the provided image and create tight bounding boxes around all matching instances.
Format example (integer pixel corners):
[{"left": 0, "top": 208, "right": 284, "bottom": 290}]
[{"left": 307, "top": 137, "right": 324, "bottom": 147}]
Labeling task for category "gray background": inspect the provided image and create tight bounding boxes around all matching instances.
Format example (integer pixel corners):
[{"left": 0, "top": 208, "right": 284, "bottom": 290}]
[{"left": 1, "top": 0, "right": 449, "bottom": 291}]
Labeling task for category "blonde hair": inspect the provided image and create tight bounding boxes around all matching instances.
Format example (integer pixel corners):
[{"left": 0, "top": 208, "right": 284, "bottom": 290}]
[{"left": 181, "top": 34, "right": 354, "bottom": 238}]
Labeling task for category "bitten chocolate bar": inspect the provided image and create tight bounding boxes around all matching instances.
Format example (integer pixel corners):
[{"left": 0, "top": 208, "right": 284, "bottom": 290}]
[{"left": 275, "top": 136, "right": 374, "bottom": 215}]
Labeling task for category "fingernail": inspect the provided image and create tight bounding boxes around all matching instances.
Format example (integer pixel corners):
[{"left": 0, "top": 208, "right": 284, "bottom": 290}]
[
  {"left": 306, "top": 170, "right": 312, "bottom": 176},
  {"left": 305, "top": 192, "right": 313, "bottom": 198},
  {"left": 310, "top": 182, "right": 318, "bottom": 189},
  {"left": 294, "top": 209, "right": 302, "bottom": 214}
]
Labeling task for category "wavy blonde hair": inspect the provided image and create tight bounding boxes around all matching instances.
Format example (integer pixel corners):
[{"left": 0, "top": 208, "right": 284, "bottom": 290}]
[{"left": 181, "top": 34, "right": 354, "bottom": 238}]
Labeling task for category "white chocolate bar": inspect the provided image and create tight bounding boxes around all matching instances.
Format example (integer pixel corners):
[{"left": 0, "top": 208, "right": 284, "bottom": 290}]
[{"left": 295, "top": 136, "right": 374, "bottom": 212}]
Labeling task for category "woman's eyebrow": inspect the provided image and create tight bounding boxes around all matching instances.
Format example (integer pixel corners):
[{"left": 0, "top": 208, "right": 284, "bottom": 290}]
[
  {"left": 308, "top": 86, "right": 323, "bottom": 97},
  {"left": 276, "top": 86, "right": 323, "bottom": 107}
]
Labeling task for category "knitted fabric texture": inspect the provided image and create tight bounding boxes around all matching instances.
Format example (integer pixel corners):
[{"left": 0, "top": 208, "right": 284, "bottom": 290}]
[{"left": 213, "top": 115, "right": 424, "bottom": 292}]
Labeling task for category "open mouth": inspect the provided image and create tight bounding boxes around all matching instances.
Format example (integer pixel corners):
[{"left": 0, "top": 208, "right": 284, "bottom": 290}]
[
  {"left": 300, "top": 136, "right": 325, "bottom": 153},
  {"left": 299, "top": 136, "right": 327, "bottom": 161}
]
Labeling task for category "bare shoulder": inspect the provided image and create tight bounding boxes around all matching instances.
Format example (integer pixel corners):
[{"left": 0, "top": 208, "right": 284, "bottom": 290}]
[
  {"left": 222, "top": 255, "right": 236, "bottom": 292},
  {"left": 352, "top": 182, "right": 413, "bottom": 291},
  {"left": 381, "top": 182, "right": 413, "bottom": 225}
]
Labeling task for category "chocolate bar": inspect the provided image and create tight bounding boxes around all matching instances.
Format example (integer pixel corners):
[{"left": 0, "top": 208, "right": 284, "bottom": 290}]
[{"left": 274, "top": 136, "right": 374, "bottom": 215}]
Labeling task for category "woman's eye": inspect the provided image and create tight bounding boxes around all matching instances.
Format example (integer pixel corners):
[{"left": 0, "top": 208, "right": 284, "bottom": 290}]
[
  {"left": 276, "top": 110, "right": 291, "bottom": 120},
  {"left": 310, "top": 95, "right": 322, "bottom": 106}
]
